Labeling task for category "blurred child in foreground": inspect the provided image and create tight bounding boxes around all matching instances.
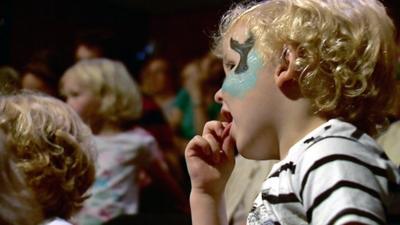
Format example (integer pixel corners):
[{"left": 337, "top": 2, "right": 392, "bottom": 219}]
[{"left": 0, "top": 92, "right": 96, "bottom": 225}]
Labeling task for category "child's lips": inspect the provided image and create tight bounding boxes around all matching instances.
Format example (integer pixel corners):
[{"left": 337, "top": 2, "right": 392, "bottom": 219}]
[{"left": 221, "top": 108, "right": 233, "bottom": 123}]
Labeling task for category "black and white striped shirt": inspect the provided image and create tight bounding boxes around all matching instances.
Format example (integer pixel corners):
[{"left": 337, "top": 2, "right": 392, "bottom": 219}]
[{"left": 247, "top": 119, "right": 400, "bottom": 225}]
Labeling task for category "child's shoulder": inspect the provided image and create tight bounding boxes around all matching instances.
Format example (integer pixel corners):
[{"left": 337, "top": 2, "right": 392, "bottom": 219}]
[
  {"left": 284, "top": 119, "right": 397, "bottom": 178},
  {"left": 295, "top": 119, "right": 383, "bottom": 159},
  {"left": 95, "top": 127, "right": 156, "bottom": 148},
  {"left": 126, "top": 126, "right": 154, "bottom": 139},
  {"left": 289, "top": 119, "right": 400, "bottom": 186}
]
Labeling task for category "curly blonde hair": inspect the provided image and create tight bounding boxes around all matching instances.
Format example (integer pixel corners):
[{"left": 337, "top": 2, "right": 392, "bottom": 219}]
[
  {"left": 60, "top": 58, "right": 142, "bottom": 127},
  {"left": 0, "top": 130, "right": 43, "bottom": 225},
  {"left": 0, "top": 92, "right": 96, "bottom": 219},
  {"left": 213, "top": 0, "right": 397, "bottom": 136}
]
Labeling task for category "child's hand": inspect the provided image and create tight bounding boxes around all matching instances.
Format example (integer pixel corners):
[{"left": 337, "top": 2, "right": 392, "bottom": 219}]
[{"left": 185, "top": 120, "right": 235, "bottom": 197}]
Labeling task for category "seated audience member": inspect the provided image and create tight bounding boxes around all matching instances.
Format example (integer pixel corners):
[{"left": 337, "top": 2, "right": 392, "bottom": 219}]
[
  {"left": 0, "top": 129, "right": 43, "bottom": 225},
  {"left": 140, "top": 57, "right": 180, "bottom": 125},
  {"left": 139, "top": 56, "right": 188, "bottom": 197},
  {"left": 171, "top": 54, "right": 223, "bottom": 143},
  {"left": 74, "top": 30, "right": 117, "bottom": 61},
  {"left": 0, "top": 92, "right": 96, "bottom": 225},
  {"left": 0, "top": 66, "right": 21, "bottom": 94},
  {"left": 60, "top": 58, "right": 188, "bottom": 225},
  {"left": 21, "top": 49, "right": 67, "bottom": 97}
]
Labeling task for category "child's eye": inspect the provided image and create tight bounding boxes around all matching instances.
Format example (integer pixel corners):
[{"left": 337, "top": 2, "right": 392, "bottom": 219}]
[
  {"left": 69, "top": 91, "right": 80, "bottom": 97},
  {"left": 224, "top": 62, "right": 236, "bottom": 71}
]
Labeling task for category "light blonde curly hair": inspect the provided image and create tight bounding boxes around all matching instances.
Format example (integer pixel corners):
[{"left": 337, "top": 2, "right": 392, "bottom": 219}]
[
  {"left": 213, "top": 0, "right": 397, "bottom": 136},
  {"left": 60, "top": 58, "right": 142, "bottom": 128},
  {"left": 0, "top": 129, "right": 43, "bottom": 225},
  {"left": 0, "top": 92, "right": 96, "bottom": 219}
]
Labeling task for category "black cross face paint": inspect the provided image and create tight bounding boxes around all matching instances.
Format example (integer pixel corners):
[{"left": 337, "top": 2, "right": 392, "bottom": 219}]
[{"left": 230, "top": 33, "right": 255, "bottom": 74}]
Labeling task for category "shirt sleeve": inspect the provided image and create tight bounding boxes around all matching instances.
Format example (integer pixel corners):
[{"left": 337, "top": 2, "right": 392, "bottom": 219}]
[{"left": 294, "top": 137, "right": 395, "bottom": 225}]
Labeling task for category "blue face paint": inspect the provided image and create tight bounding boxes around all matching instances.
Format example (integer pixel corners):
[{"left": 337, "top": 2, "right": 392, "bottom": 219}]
[{"left": 222, "top": 49, "right": 264, "bottom": 98}]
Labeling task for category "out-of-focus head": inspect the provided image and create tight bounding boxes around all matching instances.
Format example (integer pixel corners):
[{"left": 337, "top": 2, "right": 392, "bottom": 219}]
[
  {"left": 74, "top": 30, "right": 116, "bottom": 61},
  {"left": 140, "top": 57, "right": 177, "bottom": 96},
  {"left": 180, "top": 59, "right": 203, "bottom": 88},
  {"left": 75, "top": 44, "right": 103, "bottom": 61},
  {"left": 22, "top": 49, "right": 66, "bottom": 97},
  {"left": 213, "top": 0, "right": 397, "bottom": 136},
  {"left": 0, "top": 129, "right": 43, "bottom": 225},
  {"left": 0, "top": 66, "right": 21, "bottom": 94},
  {"left": 200, "top": 51, "right": 225, "bottom": 90},
  {"left": 0, "top": 92, "right": 96, "bottom": 219},
  {"left": 60, "top": 58, "right": 142, "bottom": 130}
]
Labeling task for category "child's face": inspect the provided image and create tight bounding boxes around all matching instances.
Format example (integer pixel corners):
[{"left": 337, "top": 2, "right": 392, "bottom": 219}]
[
  {"left": 215, "top": 22, "right": 281, "bottom": 160},
  {"left": 61, "top": 73, "right": 101, "bottom": 126}
]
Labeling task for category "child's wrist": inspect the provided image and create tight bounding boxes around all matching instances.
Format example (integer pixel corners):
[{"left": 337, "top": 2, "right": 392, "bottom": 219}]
[{"left": 190, "top": 189, "right": 224, "bottom": 204}]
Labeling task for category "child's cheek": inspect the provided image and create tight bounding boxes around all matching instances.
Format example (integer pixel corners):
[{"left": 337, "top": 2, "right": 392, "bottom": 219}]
[{"left": 222, "top": 50, "right": 264, "bottom": 98}]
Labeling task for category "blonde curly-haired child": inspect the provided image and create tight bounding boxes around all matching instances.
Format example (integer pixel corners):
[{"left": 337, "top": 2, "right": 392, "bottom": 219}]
[
  {"left": 60, "top": 58, "right": 187, "bottom": 225},
  {"left": 185, "top": 0, "right": 400, "bottom": 224},
  {"left": 0, "top": 129, "right": 42, "bottom": 225},
  {"left": 0, "top": 92, "right": 96, "bottom": 225}
]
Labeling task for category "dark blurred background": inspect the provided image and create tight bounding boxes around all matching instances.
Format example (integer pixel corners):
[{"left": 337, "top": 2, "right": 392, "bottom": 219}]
[
  {"left": 0, "top": 0, "right": 398, "bottom": 75},
  {"left": 0, "top": 0, "right": 235, "bottom": 75}
]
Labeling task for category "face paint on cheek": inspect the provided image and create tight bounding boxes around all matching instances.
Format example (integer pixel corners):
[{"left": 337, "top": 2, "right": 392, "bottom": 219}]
[{"left": 222, "top": 49, "right": 264, "bottom": 98}]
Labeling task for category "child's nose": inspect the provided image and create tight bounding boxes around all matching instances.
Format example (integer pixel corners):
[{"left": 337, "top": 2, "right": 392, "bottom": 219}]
[{"left": 214, "top": 88, "right": 223, "bottom": 103}]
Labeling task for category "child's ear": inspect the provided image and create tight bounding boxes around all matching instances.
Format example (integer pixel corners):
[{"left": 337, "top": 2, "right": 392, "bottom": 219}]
[{"left": 274, "top": 45, "right": 302, "bottom": 100}]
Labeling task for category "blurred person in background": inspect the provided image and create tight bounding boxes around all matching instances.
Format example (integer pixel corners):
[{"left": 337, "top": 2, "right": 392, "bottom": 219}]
[
  {"left": 170, "top": 52, "right": 224, "bottom": 148},
  {"left": 0, "top": 129, "right": 43, "bottom": 225},
  {"left": 138, "top": 56, "right": 191, "bottom": 210},
  {"left": 74, "top": 30, "right": 116, "bottom": 61},
  {"left": 21, "top": 49, "right": 67, "bottom": 97},
  {"left": 140, "top": 57, "right": 180, "bottom": 125},
  {"left": 60, "top": 58, "right": 188, "bottom": 225},
  {"left": 0, "top": 66, "right": 21, "bottom": 94},
  {"left": 0, "top": 92, "right": 96, "bottom": 225}
]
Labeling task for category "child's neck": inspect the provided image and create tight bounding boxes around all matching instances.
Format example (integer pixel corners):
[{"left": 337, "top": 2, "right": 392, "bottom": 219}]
[
  {"left": 279, "top": 116, "right": 326, "bottom": 159},
  {"left": 277, "top": 100, "right": 327, "bottom": 159}
]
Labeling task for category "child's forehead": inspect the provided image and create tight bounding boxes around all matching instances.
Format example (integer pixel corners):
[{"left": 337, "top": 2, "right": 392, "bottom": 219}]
[
  {"left": 223, "top": 24, "right": 268, "bottom": 65},
  {"left": 64, "top": 69, "right": 91, "bottom": 86},
  {"left": 222, "top": 23, "right": 254, "bottom": 55},
  {"left": 226, "top": 22, "right": 251, "bottom": 43}
]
